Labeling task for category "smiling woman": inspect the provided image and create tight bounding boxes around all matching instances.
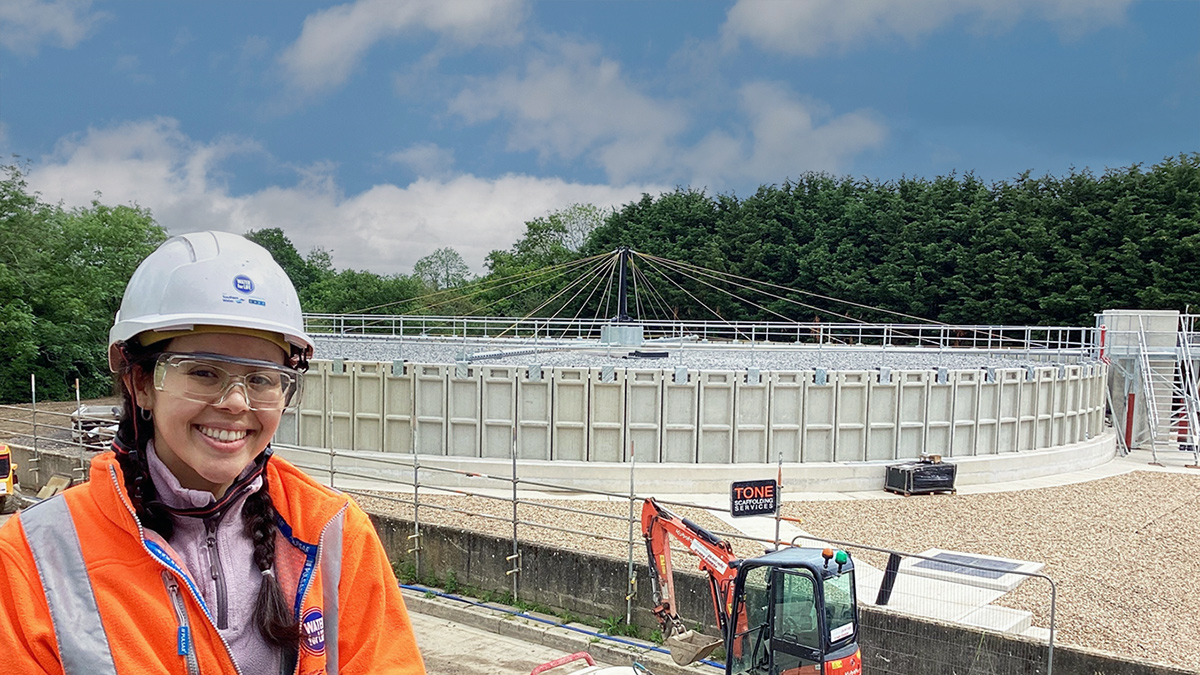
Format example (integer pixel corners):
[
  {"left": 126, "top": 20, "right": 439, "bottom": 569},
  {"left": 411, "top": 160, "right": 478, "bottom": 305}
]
[{"left": 0, "top": 231, "right": 426, "bottom": 674}]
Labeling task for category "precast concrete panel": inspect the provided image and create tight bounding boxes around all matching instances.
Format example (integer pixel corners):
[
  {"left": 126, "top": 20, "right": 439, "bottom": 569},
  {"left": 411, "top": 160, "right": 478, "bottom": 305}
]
[
  {"left": 925, "top": 377, "right": 953, "bottom": 456},
  {"left": 298, "top": 361, "right": 328, "bottom": 448},
  {"left": 589, "top": 368, "right": 626, "bottom": 462},
  {"left": 734, "top": 372, "right": 769, "bottom": 463},
  {"left": 768, "top": 372, "right": 806, "bottom": 463},
  {"left": 865, "top": 371, "right": 898, "bottom": 461},
  {"left": 352, "top": 362, "right": 385, "bottom": 452},
  {"left": 950, "top": 371, "right": 980, "bottom": 456},
  {"left": 481, "top": 366, "right": 517, "bottom": 459},
  {"left": 517, "top": 368, "right": 552, "bottom": 460},
  {"left": 834, "top": 372, "right": 869, "bottom": 461},
  {"left": 1017, "top": 373, "right": 1037, "bottom": 451},
  {"left": 626, "top": 369, "right": 663, "bottom": 462},
  {"left": 414, "top": 364, "right": 448, "bottom": 455},
  {"left": 804, "top": 374, "right": 835, "bottom": 462},
  {"left": 896, "top": 372, "right": 928, "bottom": 459},
  {"left": 975, "top": 373, "right": 999, "bottom": 455},
  {"left": 447, "top": 365, "right": 481, "bottom": 457},
  {"left": 1088, "top": 365, "right": 1107, "bottom": 438},
  {"left": 327, "top": 361, "right": 354, "bottom": 451},
  {"left": 1035, "top": 368, "right": 1056, "bottom": 449},
  {"left": 997, "top": 369, "right": 1023, "bottom": 452},
  {"left": 1062, "top": 365, "right": 1082, "bottom": 444},
  {"left": 662, "top": 370, "right": 699, "bottom": 463},
  {"left": 551, "top": 368, "right": 589, "bottom": 461},
  {"left": 698, "top": 371, "right": 735, "bottom": 464},
  {"left": 383, "top": 363, "right": 414, "bottom": 453}
]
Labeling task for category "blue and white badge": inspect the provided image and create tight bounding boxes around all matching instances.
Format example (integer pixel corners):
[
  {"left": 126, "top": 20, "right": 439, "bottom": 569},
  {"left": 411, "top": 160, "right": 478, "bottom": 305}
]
[
  {"left": 233, "top": 275, "right": 255, "bottom": 294},
  {"left": 301, "top": 607, "right": 326, "bottom": 655}
]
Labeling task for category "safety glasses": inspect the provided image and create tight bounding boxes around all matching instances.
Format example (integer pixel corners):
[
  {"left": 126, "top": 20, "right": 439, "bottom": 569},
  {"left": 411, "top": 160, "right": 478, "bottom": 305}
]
[{"left": 152, "top": 352, "right": 303, "bottom": 412}]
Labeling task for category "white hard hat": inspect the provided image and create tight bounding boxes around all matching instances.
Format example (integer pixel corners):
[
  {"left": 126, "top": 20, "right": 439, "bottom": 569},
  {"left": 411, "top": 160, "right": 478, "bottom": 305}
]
[{"left": 108, "top": 231, "right": 314, "bottom": 371}]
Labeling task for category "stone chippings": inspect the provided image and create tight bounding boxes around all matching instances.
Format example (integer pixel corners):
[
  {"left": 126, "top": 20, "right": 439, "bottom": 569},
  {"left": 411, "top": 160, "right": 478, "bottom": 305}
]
[
  {"left": 355, "top": 470, "right": 1200, "bottom": 672},
  {"left": 314, "top": 335, "right": 1077, "bottom": 371}
]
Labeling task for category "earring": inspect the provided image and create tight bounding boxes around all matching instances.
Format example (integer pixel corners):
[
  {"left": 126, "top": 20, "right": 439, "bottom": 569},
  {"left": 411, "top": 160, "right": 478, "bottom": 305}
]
[{"left": 139, "top": 407, "right": 153, "bottom": 421}]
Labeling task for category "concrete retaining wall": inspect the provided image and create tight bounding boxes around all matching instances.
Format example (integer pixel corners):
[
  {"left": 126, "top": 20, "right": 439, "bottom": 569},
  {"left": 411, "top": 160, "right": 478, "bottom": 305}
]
[{"left": 371, "top": 512, "right": 1190, "bottom": 675}]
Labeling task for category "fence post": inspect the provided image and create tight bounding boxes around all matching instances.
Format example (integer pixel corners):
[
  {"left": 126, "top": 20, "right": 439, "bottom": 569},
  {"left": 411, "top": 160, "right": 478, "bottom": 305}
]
[
  {"left": 507, "top": 426, "right": 520, "bottom": 601},
  {"left": 30, "top": 374, "right": 40, "bottom": 486},
  {"left": 625, "top": 441, "right": 636, "bottom": 625},
  {"left": 408, "top": 413, "right": 423, "bottom": 581}
]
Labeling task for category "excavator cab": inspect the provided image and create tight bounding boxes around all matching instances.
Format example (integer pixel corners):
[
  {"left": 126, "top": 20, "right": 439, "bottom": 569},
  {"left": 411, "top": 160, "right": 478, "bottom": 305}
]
[{"left": 726, "top": 548, "right": 861, "bottom": 675}]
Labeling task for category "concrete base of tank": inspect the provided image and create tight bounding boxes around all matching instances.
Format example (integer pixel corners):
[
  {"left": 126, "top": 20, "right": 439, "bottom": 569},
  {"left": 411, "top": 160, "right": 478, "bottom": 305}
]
[{"left": 274, "top": 430, "right": 1116, "bottom": 495}]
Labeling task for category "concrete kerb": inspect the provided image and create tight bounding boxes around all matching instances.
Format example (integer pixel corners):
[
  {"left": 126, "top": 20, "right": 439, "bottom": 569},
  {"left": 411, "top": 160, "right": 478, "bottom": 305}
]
[{"left": 400, "top": 587, "right": 715, "bottom": 675}]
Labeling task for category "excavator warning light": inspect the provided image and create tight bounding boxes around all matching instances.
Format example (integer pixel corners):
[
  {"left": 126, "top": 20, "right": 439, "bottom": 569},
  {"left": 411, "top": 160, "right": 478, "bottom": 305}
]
[
  {"left": 834, "top": 550, "right": 849, "bottom": 565},
  {"left": 822, "top": 548, "right": 834, "bottom": 559}
]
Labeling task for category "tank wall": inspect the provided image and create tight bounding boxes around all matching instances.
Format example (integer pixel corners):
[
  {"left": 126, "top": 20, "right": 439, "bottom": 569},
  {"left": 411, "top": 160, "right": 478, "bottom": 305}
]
[{"left": 280, "top": 361, "right": 1109, "bottom": 463}]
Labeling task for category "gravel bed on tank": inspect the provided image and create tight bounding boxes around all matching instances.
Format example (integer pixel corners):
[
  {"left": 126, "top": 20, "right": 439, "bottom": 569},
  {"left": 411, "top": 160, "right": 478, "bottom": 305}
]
[
  {"left": 314, "top": 335, "right": 1070, "bottom": 371},
  {"left": 353, "top": 470, "right": 1200, "bottom": 671}
]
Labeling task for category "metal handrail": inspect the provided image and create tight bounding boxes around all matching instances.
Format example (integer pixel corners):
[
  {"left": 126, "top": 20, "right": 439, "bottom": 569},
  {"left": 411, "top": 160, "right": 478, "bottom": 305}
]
[{"left": 303, "top": 313, "right": 1097, "bottom": 353}]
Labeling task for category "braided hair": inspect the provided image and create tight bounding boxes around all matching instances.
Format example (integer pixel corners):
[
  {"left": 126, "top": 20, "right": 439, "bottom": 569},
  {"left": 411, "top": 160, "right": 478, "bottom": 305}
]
[{"left": 113, "top": 338, "right": 309, "bottom": 651}]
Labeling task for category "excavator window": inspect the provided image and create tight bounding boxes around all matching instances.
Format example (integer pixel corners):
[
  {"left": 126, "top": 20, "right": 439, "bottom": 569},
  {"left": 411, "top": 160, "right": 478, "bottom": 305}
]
[
  {"left": 729, "top": 566, "right": 770, "bottom": 674},
  {"left": 823, "top": 571, "right": 856, "bottom": 645}
]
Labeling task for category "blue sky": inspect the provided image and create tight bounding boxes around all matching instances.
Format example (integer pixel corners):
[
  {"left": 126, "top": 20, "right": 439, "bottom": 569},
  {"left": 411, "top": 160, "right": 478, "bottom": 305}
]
[{"left": 2, "top": 0, "right": 1197, "bottom": 275}]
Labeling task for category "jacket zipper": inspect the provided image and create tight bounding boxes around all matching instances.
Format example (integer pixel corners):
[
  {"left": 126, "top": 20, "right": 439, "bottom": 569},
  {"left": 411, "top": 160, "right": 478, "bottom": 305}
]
[
  {"left": 162, "top": 571, "right": 202, "bottom": 675},
  {"left": 292, "top": 502, "right": 349, "bottom": 675},
  {"left": 205, "top": 518, "right": 229, "bottom": 630},
  {"left": 108, "top": 465, "right": 246, "bottom": 675}
]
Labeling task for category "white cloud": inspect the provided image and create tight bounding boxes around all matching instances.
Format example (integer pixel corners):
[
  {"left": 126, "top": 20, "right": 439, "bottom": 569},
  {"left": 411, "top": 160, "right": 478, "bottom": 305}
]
[
  {"left": 721, "top": 0, "right": 1133, "bottom": 56},
  {"left": 279, "top": 0, "right": 527, "bottom": 96},
  {"left": 25, "top": 118, "right": 658, "bottom": 275},
  {"left": 388, "top": 142, "right": 455, "bottom": 178},
  {"left": 450, "top": 43, "right": 884, "bottom": 187},
  {"left": 0, "top": 0, "right": 104, "bottom": 54},
  {"left": 449, "top": 41, "right": 687, "bottom": 183},
  {"left": 684, "top": 82, "right": 887, "bottom": 186}
]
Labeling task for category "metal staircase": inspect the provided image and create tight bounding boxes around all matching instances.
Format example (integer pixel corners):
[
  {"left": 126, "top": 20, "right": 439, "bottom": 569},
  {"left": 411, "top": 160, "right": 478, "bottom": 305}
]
[{"left": 1133, "top": 315, "right": 1200, "bottom": 465}]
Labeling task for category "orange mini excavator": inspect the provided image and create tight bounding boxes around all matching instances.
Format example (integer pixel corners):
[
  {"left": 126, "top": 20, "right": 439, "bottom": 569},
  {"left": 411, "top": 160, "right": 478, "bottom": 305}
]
[{"left": 641, "top": 498, "right": 862, "bottom": 675}]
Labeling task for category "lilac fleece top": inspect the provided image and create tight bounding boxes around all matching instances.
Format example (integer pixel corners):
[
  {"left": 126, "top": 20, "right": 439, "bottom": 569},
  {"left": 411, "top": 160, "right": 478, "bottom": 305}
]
[{"left": 147, "top": 442, "right": 281, "bottom": 674}]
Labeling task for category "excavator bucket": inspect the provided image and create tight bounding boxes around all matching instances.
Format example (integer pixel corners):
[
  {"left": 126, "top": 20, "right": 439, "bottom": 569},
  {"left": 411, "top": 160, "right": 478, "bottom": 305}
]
[{"left": 665, "top": 630, "right": 722, "bottom": 665}]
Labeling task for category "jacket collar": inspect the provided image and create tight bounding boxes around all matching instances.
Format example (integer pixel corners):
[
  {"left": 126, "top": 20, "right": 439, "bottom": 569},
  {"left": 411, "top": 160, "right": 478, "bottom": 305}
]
[{"left": 89, "top": 448, "right": 349, "bottom": 547}]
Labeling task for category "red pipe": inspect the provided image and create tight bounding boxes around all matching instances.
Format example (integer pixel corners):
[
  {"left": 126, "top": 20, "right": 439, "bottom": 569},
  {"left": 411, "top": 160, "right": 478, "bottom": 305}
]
[{"left": 1125, "top": 393, "right": 1136, "bottom": 449}]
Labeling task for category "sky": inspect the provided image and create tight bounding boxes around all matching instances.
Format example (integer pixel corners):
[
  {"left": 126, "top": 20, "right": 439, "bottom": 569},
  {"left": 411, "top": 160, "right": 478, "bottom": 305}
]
[{"left": 1, "top": 0, "right": 1197, "bottom": 276}]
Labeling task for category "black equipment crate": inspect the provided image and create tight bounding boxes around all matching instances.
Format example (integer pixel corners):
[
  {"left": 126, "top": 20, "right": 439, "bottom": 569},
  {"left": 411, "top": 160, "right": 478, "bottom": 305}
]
[{"left": 884, "top": 461, "right": 957, "bottom": 496}]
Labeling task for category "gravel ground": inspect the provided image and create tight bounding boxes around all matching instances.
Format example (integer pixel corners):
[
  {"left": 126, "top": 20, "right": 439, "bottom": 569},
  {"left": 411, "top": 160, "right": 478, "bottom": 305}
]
[
  {"left": 356, "top": 470, "right": 1200, "bottom": 672},
  {"left": 314, "top": 335, "right": 1071, "bottom": 371}
]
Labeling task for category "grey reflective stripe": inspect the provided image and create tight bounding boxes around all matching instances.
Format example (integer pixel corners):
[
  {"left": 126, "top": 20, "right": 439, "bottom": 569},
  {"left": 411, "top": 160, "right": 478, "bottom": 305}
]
[
  {"left": 320, "top": 509, "right": 345, "bottom": 675},
  {"left": 22, "top": 496, "right": 118, "bottom": 675}
]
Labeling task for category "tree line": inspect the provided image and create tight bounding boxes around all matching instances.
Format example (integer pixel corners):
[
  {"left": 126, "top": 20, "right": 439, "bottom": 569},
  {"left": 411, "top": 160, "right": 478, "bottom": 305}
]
[{"left": 1, "top": 154, "right": 1196, "bottom": 403}]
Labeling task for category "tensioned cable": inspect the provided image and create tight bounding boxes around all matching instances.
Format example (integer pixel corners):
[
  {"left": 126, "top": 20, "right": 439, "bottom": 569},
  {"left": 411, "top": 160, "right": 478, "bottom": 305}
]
[
  {"left": 638, "top": 255, "right": 755, "bottom": 341},
  {"left": 601, "top": 253, "right": 618, "bottom": 320},
  {"left": 642, "top": 253, "right": 865, "bottom": 325},
  {"left": 416, "top": 254, "right": 606, "bottom": 317},
  {"left": 631, "top": 256, "right": 645, "bottom": 322},
  {"left": 647, "top": 254, "right": 826, "bottom": 325},
  {"left": 638, "top": 251, "right": 943, "bottom": 326},
  {"left": 640, "top": 252, "right": 1034, "bottom": 348},
  {"left": 556, "top": 255, "right": 620, "bottom": 339},
  {"left": 347, "top": 252, "right": 608, "bottom": 315},
  {"left": 494, "top": 250, "right": 620, "bottom": 338},
  {"left": 632, "top": 259, "right": 676, "bottom": 323}
]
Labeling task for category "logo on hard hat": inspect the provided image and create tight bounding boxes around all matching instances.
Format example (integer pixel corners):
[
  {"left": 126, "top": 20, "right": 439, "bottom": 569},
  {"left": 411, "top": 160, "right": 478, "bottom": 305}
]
[
  {"left": 234, "top": 275, "right": 255, "bottom": 294},
  {"left": 301, "top": 608, "right": 325, "bottom": 655}
]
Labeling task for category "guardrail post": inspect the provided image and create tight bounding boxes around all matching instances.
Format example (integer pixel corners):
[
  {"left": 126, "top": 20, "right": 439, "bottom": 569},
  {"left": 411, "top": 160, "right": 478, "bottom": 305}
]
[{"left": 625, "top": 441, "right": 637, "bottom": 624}]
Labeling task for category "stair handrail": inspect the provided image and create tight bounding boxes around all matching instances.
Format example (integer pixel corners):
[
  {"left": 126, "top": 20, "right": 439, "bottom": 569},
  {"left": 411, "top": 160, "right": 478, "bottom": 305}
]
[
  {"left": 1176, "top": 315, "right": 1200, "bottom": 465},
  {"left": 1135, "top": 316, "right": 1162, "bottom": 463}
]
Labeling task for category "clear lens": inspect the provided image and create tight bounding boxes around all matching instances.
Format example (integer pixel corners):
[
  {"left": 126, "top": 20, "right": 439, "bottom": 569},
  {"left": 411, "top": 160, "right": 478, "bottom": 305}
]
[{"left": 154, "top": 353, "right": 301, "bottom": 411}]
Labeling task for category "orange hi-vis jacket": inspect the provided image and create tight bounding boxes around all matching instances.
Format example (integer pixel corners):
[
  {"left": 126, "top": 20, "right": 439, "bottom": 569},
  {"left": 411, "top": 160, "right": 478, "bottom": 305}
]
[{"left": 0, "top": 452, "right": 426, "bottom": 675}]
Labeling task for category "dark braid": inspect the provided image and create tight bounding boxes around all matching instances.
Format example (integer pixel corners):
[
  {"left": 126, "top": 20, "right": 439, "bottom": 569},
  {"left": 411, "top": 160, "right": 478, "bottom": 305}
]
[
  {"left": 113, "top": 340, "right": 175, "bottom": 539},
  {"left": 243, "top": 482, "right": 302, "bottom": 649}
]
